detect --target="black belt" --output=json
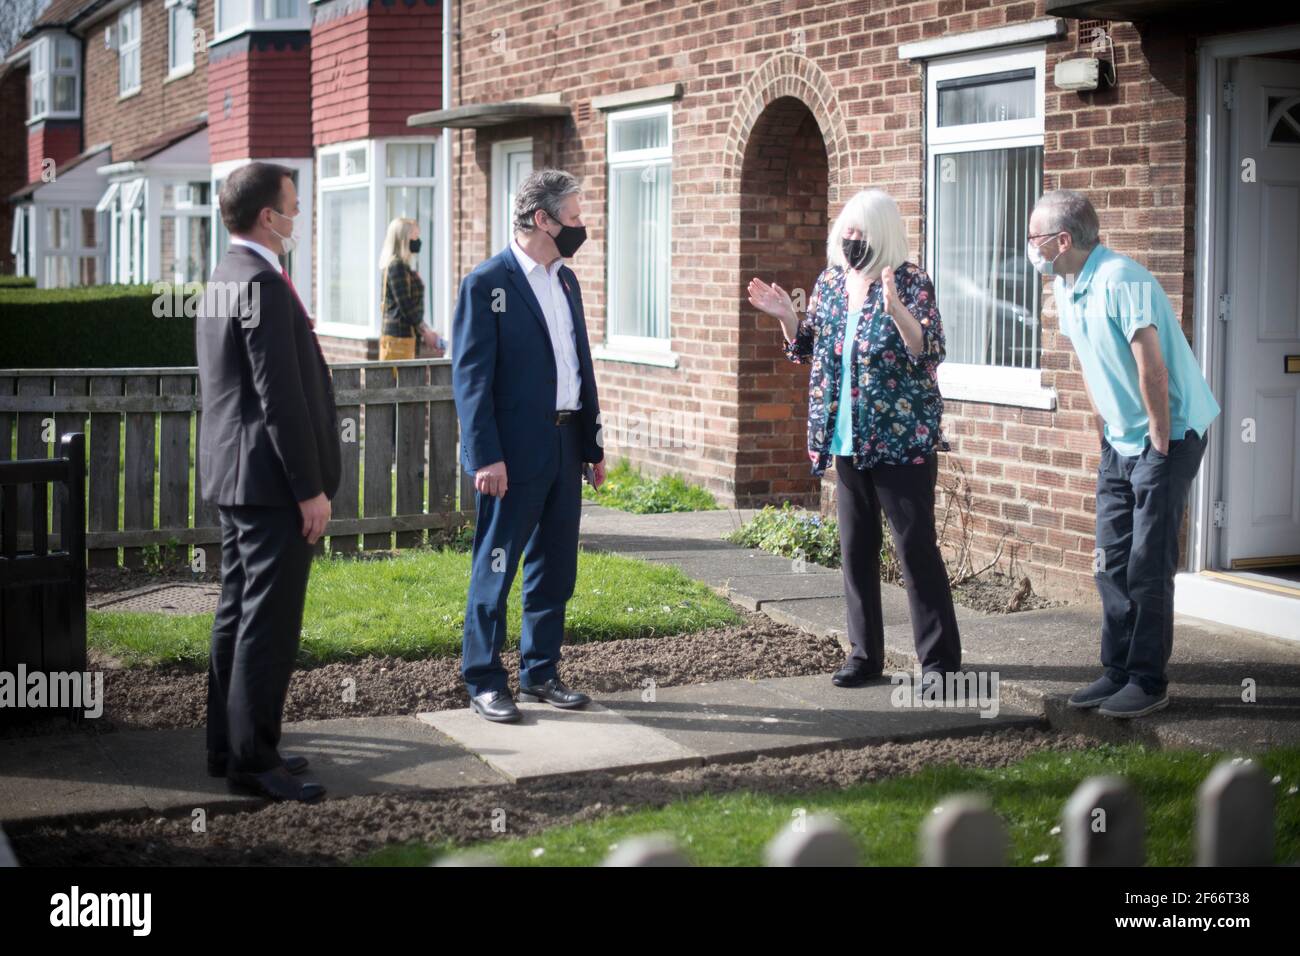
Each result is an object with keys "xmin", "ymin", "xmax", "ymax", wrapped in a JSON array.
[{"xmin": 554, "ymin": 409, "xmax": 581, "ymax": 425}]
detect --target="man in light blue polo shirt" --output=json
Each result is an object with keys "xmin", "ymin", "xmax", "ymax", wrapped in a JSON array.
[{"xmin": 1027, "ymin": 189, "xmax": 1219, "ymax": 718}]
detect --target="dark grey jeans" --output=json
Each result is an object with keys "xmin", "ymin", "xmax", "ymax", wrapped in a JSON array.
[{"xmin": 1095, "ymin": 427, "xmax": 1207, "ymax": 695}]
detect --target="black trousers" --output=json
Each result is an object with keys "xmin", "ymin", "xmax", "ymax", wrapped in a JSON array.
[
  {"xmin": 835, "ymin": 453, "xmax": 961, "ymax": 675},
  {"xmin": 206, "ymin": 504, "xmax": 313, "ymax": 774},
  {"xmin": 1095, "ymin": 428, "xmax": 1207, "ymax": 695}
]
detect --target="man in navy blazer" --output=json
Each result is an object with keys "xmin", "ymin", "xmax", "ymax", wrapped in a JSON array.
[{"xmin": 451, "ymin": 168, "xmax": 605, "ymax": 722}]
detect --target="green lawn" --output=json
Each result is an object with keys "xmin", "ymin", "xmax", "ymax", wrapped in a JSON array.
[
  {"xmin": 89, "ymin": 547, "xmax": 742, "ymax": 668},
  {"xmin": 358, "ymin": 744, "xmax": 1300, "ymax": 867}
]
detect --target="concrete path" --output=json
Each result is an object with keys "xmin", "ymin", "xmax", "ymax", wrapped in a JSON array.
[
  {"xmin": 579, "ymin": 502, "xmax": 1300, "ymax": 752},
  {"xmin": 4, "ymin": 500, "xmax": 1297, "ymax": 830}
]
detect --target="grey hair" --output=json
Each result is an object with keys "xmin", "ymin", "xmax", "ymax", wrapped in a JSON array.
[
  {"xmin": 1033, "ymin": 189, "xmax": 1100, "ymax": 249},
  {"xmin": 512, "ymin": 168, "xmax": 581, "ymax": 233}
]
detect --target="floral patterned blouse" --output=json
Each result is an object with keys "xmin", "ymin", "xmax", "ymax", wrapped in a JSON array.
[{"xmin": 783, "ymin": 261, "xmax": 949, "ymax": 475}]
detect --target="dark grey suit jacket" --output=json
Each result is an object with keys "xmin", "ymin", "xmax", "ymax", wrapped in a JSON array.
[{"xmin": 196, "ymin": 244, "xmax": 341, "ymax": 508}]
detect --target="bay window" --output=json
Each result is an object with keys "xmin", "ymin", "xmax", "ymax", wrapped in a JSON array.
[
  {"xmin": 28, "ymin": 35, "xmax": 79, "ymax": 120},
  {"xmin": 316, "ymin": 139, "xmax": 443, "ymax": 338}
]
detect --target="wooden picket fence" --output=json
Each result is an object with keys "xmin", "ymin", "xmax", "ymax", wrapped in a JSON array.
[
  {"xmin": 436, "ymin": 760, "xmax": 1280, "ymax": 867},
  {"xmin": 0, "ymin": 359, "xmax": 472, "ymax": 568}
]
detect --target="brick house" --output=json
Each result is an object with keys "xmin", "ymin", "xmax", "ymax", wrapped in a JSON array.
[
  {"xmin": 2, "ymin": 0, "xmax": 1297, "ymax": 640},
  {"xmin": 4, "ymin": 0, "xmax": 446, "ymax": 362},
  {"xmin": 409, "ymin": 0, "xmax": 1300, "ymax": 637}
]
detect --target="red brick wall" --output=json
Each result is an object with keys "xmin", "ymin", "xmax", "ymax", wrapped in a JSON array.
[
  {"xmin": 441, "ymin": 0, "xmax": 1296, "ymax": 601},
  {"xmin": 26, "ymin": 120, "xmax": 81, "ymax": 185},
  {"xmin": 311, "ymin": 0, "xmax": 442, "ymax": 147},
  {"xmin": 81, "ymin": 0, "xmax": 211, "ymax": 158},
  {"xmin": 208, "ymin": 37, "xmax": 314, "ymax": 163}
]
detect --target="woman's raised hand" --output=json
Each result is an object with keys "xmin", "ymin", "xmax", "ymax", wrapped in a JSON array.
[{"xmin": 747, "ymin": 277, "xmax": 798, "ymax": 332}]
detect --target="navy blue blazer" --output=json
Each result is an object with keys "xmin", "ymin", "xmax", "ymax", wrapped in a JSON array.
[{"xmin": 451, "ymin": 245, "xmax": 604, "ymax": 483}]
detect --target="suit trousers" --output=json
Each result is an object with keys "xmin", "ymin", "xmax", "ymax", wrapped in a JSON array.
[
  {"xmin": 461, "ymin": 419, "xmax": 584, "ymax": 697},
  {"xmin": 206, "ymin": 504, "xmax": 313, "ymax": 774},
  {"xmin": 1095, "ymin": 428, "xmax": 1207, "ymax": 695},
  {"xmin": 835, "ymin": 453, "xmax": 962, "ymax": 675}
]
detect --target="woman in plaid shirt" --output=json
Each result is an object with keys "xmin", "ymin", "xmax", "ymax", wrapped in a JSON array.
[{"xmin": 379, "ymin": 217, "xmax": 444, "ymax": 360}]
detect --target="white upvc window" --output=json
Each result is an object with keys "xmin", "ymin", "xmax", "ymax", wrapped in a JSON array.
[
  {"xmin": 117, "ymin": 3, "xmax": 142, "ymax": 97},
  {"xmin": 215, "ymin": 0, "xmax": 308, "ymax": 42},
  {"xmin": 925, "ymin": 45, "xmax": 1054, "ymax": 409},
  {"xmin": 28, "ymin": 35, "xmax": 80, "ymax": 121},
  {"xmin": 315, "ymin": 138, "xmax": 444, "ymax": 339},
  {"xmin": 384, "ymin": 140, "xmax": 439, "ymax": 331},
  {"xmin": 210, "ymin": 156, "xmax": 313, "ymax": 301},
  {"xmin": 10, "ymin": 206, "xmax": 32, "ymax": 278},
  {"xmin": 318, "ymin": 140, "xmax": 372, "ymax": 336},
  {"xmin": 105, "ymin": 178, "xmax": 146, "ymax": 284},
  {"xmin": 160, "ymin": 180, "xmax": 212, "ymax": 284},
  {"xmin": 39, "ymin": 203, "xmax": 102, "ymax": 287},
  {"xmin": 603, "ymin": 103, "xmax": 673, "ymax": 363},
  {"xmin": 167, "ymin": 0, "xmax": 196, "ymax": 77}
]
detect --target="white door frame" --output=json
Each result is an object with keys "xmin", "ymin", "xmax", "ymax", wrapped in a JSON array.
[{"xmin": 1190, "ymin": 24, "xmax": 1300, "ymax": 574}]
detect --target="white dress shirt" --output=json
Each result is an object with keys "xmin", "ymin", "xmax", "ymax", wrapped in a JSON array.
[
  {"xmin": 510, "ymin": 236, "xmax": 582, "ymax": 411},
  {"xmin": 230, "ymin": 236, "xmax": 282, "ymax": 271}
]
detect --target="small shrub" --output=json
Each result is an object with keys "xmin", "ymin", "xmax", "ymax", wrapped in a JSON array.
[{"xmin": 584, "ymin": 458, "xmax": 718, "ymax": 513}]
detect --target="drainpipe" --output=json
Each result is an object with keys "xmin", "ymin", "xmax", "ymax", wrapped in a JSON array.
[{"xmin": 439, "ymin": 0, "xmax": 454, "ymax": 343}]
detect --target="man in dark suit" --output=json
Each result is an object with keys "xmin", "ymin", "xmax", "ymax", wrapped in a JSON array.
[
  {"xmin": 452, "ymin": 168, "xmax": 605, "ymax": 722},
  {"xmin": 197, "ymin": 162, "xmax": 341, "ymax": 801}
]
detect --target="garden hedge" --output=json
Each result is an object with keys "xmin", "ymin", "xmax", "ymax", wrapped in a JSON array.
[{"xmin": 0, "ymin": 283, "xmax": 197, "ymax": 368}]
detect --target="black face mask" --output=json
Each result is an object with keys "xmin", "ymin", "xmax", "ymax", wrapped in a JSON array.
[
  {"xmin": 548, "ymin": 221, "xmax": 587, "ymax": 258},
  {"xmin": 408, "ymin": 238, "xmax": 422, "ymax": 254},
  {"xmin": 842, "ymin": 237, "xmax": 871, "ymax": 271}
]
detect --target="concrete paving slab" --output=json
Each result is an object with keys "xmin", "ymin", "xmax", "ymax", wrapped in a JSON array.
[
  {"xmin": 596, "ymin": 679, "xmax": 866, "ymax": 761},
  {"xmin": 0, "ymin": 733, "xmax": 151, "ymax": 822},
  {"xmin": 418, "ymin": 702, "xmax": 701, "ymax": 782},
  {"xmin": 758, "ymin": 674, "xmax": 1041, "ymax": 738},
  {"xmin": 0, "ymin": 717, "xmax": 507, "ymax": 824},
  {"xmin": 723, "ymin": 572, "xmax": 850, "ymax": 611}
]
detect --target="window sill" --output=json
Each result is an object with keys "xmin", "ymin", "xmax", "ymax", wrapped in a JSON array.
[
  {"xmin": 118, "ymin": 88, "xmax": 141, "ymax": 102},
  {"xmin": 164, "ymin": 66, "xmax": 195, "ymax": 85},
  {"xmin": 592, "ymin": 344, "xmax": 679, "ymax": 368},
  {"xmin": 937, "ymin": 364, "xmax": 1057, "ymax": 410}
]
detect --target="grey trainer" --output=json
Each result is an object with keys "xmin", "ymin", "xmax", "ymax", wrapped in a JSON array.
[
  {"xmin": 1067, "ymin": 674, "xmax": 1126, "ymax": 709},
  {"xmin": 1098, "ymin": 682, "xmax": 1169, "ymax": 718}
]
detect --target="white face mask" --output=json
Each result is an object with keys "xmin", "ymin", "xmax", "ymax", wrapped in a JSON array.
[
  {"xmin": 1027, "ymin": 235, "xmax": 1063, "ymax": 276},
  {"xmin": 268, "ymin": 208, "xmax": 298, "ymax": 256}
]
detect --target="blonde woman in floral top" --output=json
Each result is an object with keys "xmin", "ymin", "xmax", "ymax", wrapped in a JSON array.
[{"xmin": 748, "ymin": 188, "xmax": 961, "ymax": 694}]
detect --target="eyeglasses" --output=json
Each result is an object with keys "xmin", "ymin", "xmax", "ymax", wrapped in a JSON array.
[{"xmin": 1027, "ymin": 232, "xmax": 1064, "ymax": 244}]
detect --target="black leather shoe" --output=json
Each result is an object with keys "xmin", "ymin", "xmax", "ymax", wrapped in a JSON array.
[
  {"xmin": 208, "ymin": 752, "xmax": 309, "ymax": 777},
  {"xmin": 227, "ymin": 765, "xmax": 325, "ymax": 803},
  {"xmin": 517, "ymin": 678, "xmax": 590, "ymax": 709},
  {"xmin": 831, "ymin": 662, "xmax": 882, "ymax": 687},
  {"xmin": 470, "ymin": 689, "xmax": 521, "ymax": 722}
]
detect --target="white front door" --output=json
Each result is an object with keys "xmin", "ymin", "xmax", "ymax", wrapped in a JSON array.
[
  {"xmin": 491, "ymin": 139, "xmax": 533, "ymax": 253},
  {"xmin": 1222, "ymin": 56, "xmax": 1300, "ymax": 569}
]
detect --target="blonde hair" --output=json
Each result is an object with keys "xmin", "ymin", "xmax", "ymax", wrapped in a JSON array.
[
  {"xmin": 826, "ymin": 189, "xmax": 909, "ymax": 276},
  {"xmin": 378, "ymin": 217, "xmax": 418, "ymax": 272}
]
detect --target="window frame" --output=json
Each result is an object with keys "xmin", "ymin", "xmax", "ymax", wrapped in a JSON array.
[
  {"xmin": 924, "ymin": 44, "xmax": 1055, "ymax": 410},
  {"xmin": 314, "ymin": 138, "xmax": 445, "ymax": 340},
  {"xmin": 599, "ymin": 102, "xmax": 676, "ymax": 367},
  {"xmin": 27, "ymin": 34, "xmax": 81, "ymax": 122},
  {"xmin": 166, "ymin": 0, "xmax": 197, "ymax": 78},
  {"xmin": 117, "ymin": 3, "xmax": 142, "ymax": 98}
]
